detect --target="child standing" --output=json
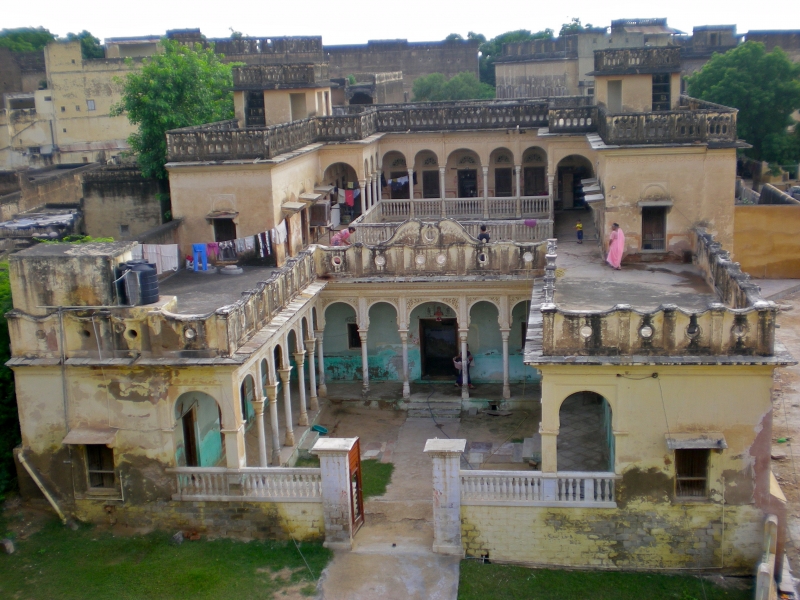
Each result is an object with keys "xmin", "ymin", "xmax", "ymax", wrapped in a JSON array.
[{"xmin": 575, "ymin": 219, "xmax": 583, "ymax": 244}]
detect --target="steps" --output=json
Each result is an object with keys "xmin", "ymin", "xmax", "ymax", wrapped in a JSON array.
[{"xmin": 407, "ymin": 401, "xmax": 462, "ymax": 419}]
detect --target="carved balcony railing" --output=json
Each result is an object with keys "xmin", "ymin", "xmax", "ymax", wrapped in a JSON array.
[
  {"xmin": 593, "ymin": 47, "xmax": 681, "ymax": 74},
  {"xmin": 461, "ymin": 470, "xmax": 617, "ymax": 508},
  {"xmin": 168, "ymin": 467, "xmax": 323, "ymax": 502},
  {"xmin": 547, "ymin": 106, "xmax": 597, "ymax": 133},
  {"xmin": 355, "ymin": 196, "xmax": 551, "ymax": 225},
  {"xmin": 596, "ymin": 98, "xmax": 737, "ymax": 146},
  {"xmin": 351, "ymin": 218, "xmax": 554, "ymax": 245},
  {"xmin": 234, "ymin": 64, "xmax": 329, "ymax": 89}
]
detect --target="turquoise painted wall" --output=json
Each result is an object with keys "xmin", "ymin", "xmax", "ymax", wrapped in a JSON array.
[
  {"xmin": 173, "ymin": 392, "xmax": 224, "ymax": 467},
  {"xmin": 322, "ymin": 300, "xmax": 540, "ymax": 384}
]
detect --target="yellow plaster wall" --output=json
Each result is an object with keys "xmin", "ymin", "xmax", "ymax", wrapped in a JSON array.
[
  {"xmin": 595, "ymin": 73, "xmax": 681, "ymax": 113},
  {"xmin": 733, "ymin": 205, "xmax": 800, "ymax": 279},
  {"xmin": 495, "ymin": 60, "xmax": 580, "ymax": 96},
  {"xmin": 596, "ymin": 147, "xmax": 736, "ymax": 255},
  {"xmin": 461, "ymin": 503, "xmax": 763, "ymax": 569}
]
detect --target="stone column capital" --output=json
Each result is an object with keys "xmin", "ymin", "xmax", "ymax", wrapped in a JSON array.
[
  {"xmin": 265, "ymin": 384, "xmax": 279, "ymax": 401},
  {"xmin": 277, "ymin": 367, "xmax": 293, "ymax": 382},
  {"xmin": 482, "ymin": 165, "xmax": 489, "ymax": 173},
  {"xmin": 292, "ymin": 350, "xmax": 307, "ymax": 361},
  {"xmin": 304, "ymin": 337, "xmax": 317, "ymax": 350},
  {"xmin": 252, "ymin": 399, "xmax": 266, "ymax": 415}
]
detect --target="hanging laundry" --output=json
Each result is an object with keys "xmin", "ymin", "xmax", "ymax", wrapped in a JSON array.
[
  {"xmin": 345, "ymin": 190, "xmax": 354, "ymax": 207},
  {"xmin": 159, "ymin": 245, "xmax": 179, "ymax": 272},
  {"xmin": 234, "ymin": 238, "xmax": 246, "ymax": 254},
  {"xmin": 276, "ymin": 220, "xmax": 288, "ymax": 244},
  {"xmin": 260, "ymin": 232, "xmax": 271, "ymax": 256},
  {"xmin": 206, "ymin": 242, "xmax": 219, "ymax": 260},
  {"xmin": 244, "ymin": 236, "xmax": 255, "ymax": 252}
]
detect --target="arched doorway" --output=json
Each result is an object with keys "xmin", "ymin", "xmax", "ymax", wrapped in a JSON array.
[
  {"xmin": 489, "ymin": 148, "xmax": 515, "ymax": 197},
  {"xmin": 174, "ymin": 392, "xmax": 224, "ymax": 467},
  {"xmin": 240, "ymin": 375, "xmax": 256, "ymax": 424},
  {"xmin": 322, "ymin": 302, "xmax": 360, "ymax": 381},
  {"xmin": 382, "ymin": 151, "xmax": 409, "ymax": 199},
  {"xmin": 410, "ymin": 302, "xmax": 459, "ymax": 380},
  {"xmin": 366, "ymin": 302, "xmax": 401, "ymax": 380},
  {"xmin": 467, "ymin": 301, "xmax": 501, "ymax": 384},
  {"xmin": 556, "ymin": 155, "xmax": 593, "ymax": 210},
  {"xmin": 522, "ymin": 147, "xmax": 548, "ymax": 196},
  {"xmin": 350, "ymin": 91, "xmax": 374, "ymax": 105},
  {"xmin": 414, "ymin": 150, "xmax": 441, "ymax": 199},
  {"xmin": 557, "ymin": 391, "xmax": 614, "ymax": 472},
  {"xmin": 323, "ymin": 162, "xmax": 360, "ymax": 223},
  {"xmin": 446, "ymin": 149, "xmax": 481, "ymax": 198}
]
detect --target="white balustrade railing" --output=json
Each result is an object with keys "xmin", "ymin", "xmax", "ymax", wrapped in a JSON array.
[
  {"xmin": 444, "ymin": 198, "xmax": 484, "ymax": 218},
  {"xmin": 461, "ymin": 470, "xmax": 617, "ymax": 508},
  {"xmin": 169, "ymin": 467, "xmax": 323, "ymax": 502},
  {"xmin": 521, "ymin": 195, "xmax": 550, "ymax": 215}
]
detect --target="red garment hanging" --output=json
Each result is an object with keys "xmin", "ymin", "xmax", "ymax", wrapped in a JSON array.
[{"xmin": 345, "ymin": 190, "xmax": 354, "ymax": 206}]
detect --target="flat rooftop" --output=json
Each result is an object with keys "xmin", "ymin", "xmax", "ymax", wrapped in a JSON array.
[
  {"xmin": 159, "ymin": 266, "xmax": 278, "ymax": 315},
  {"xmin": 553, "ymin": 213, "xmax": 718, "ymax": 312}
]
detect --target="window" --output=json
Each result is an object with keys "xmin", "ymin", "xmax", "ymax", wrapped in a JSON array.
[
  {"xmin": 119, "ymin": 224, "xmax": 130, "ymax": 237},
  {"xmin": 422, "ymin": 170, "xmax": 440, "ymax": 198},
  {"xmin": 495, "ymin": 168, "xmax": 513, "ymax": 197},
  {"xmin": 44, "ymin": 96, "xmax": 51, "ymax": 101},
  {"xmin": 652, "ymin": 73, "xmax": 671, "ymax": 111},
  {"xmin": 709, "ymin": 33, "xmax": 719, "ymax": 46},
  {"xmin": 641, "ymin": 206, "xmax": 667, "ymax": 251},
  {"xmin": 60, "ymin": 106, "xmax": 66, "ymax": 112},
  {"xmin": 675, "ymin": 449, "xmax": 709, "ymax": 498},
  {"xmin": 86, "ymin": 99, "xmax": 96, "ymax": 111},
  {"xmin": 86, "ymin": 444, "xmax": 115, "ymax": 489},
  {"xmin": 347, "ymin": 323, "xmax": 362, "ymax": 349}
]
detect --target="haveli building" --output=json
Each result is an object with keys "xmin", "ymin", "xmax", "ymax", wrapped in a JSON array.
[{"xmin": 6, "ymin": 45, "xmax": 792, "ymax": 578}]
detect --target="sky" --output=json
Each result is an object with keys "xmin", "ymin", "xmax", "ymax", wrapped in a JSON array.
[{"xmin": 3, "ymin": 0, "xmax": 799, "ymax": 47}]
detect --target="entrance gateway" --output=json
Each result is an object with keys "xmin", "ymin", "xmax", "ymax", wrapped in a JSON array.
[{"xmin": 420, "ymin": 318, "xmax": 458, "ymax": 378}]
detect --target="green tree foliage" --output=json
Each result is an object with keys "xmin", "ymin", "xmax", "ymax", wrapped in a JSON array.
[
  {"xmin": 0, "ymin": 263, "xmax": 19, "ymax": 498},
  {"xmin": 0, "ymin": 27, "xmax": 56, "ymax": 52},
  {"xmin": 559, "ymin": 18, "xmax": 594, "ymax": 36},
  {"xmin": 66, "ymin": 31, "xmax": 104, "ymax": 59},
  {"xmin": 476, "ymin": 29, "xmax": 554, "ymax": 87},
  {"xmin": 687, "ymin": 42, "xmax": 800, "ymax": 164},
  {"xmin": 445, "ymin": 33, "xmax": 464, "ymax": 42},
  {"xmin": 412, "ymin": 72, "xmax": 495, "ymax": 102},
  {"xmin": 111, "ymin": 39, "xmax": 236, "ymax": 179}
]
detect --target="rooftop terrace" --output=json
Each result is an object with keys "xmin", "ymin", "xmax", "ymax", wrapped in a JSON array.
[{"xmin": 159, "ymin": 266, "xmax": 278, "ymax": 315}]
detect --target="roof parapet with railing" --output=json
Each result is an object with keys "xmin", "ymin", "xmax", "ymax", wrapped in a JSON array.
[
  {"xmin": 590, "ymin": 46, "xmax": 682, "ymax": 75},
  {"xmin": 233, "ymin": 64, "xmax": 330, "ymax": 89}
]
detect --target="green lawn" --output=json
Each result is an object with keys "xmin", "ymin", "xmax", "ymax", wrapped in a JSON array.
[
  {"xmin": 0, "ymin": 519, "xmax": 332, "ymax": 600},
  {"xmin": 458, "ymin": 561, "xmax": 753, "ymax": 600},
  {"xmin": 292, "ymin": 456, "xmax": 394, "ymax": 500}
]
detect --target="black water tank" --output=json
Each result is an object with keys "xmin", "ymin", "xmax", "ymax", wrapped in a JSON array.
[{"xmin": 129, "ymin": 262, "xmax": 159, "ymax": 305}]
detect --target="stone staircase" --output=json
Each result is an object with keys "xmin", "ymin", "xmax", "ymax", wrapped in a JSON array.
[{"xmin": 406, "ymin": 391, "xmax": 462, "ymax": 420}]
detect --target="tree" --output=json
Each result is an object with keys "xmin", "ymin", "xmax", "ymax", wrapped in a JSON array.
[
  {"xmin": 559, "ymin": 18, "xmax": 594, "ymax": 36},
  {"xmin": 0, "ymin": 27, "xmax": 56, "ymax": 52},
  {"xmin": 477, "ymin": 29, "xmax": 554, "ymax": 87},
  {"xmin": 66, "ymin": 31, "xmax": 104, "ymax": 59},
  {"xmin": 111, "ymin": 39, "xmax": 236, "ymax": 179},
  {"xmin": 412, "ymin": 72, "xmax": 495, "ymax": 102},
  {"xmin": 445, "ymin": 33, "xmax": 464, "ymax": 42},
  {"xmin": 687, "ymin": 42, "xmax": 800, "ymax": 164},
  {"xmin": 0, "ymin": 263, "xmax": 19, "ymax": 498}
]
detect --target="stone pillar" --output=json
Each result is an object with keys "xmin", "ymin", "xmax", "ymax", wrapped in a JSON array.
[
  {"xmin": 459, "ymin": 329, "xmax": 469, "ymax": 400},
  {"xmin": 424, "ymin": 438, "xmax": 466, "ymax": 556},
  {"xmin": 359, "ymin": 328, "xmax": 369, "ymax": 394},
  {"xmin": 408, "ymin": 168, "xmax": 414, "ymax": 200},
  {"xmin": 399, "ymin": 329, "xmax": 410, "ymax": 399},
  {"xmin": 305, "ymin": 338, "xmax": 319, "ymax": 410},
  {"xmin": 266, "ymin": 383, "xmax": 281, "ymax": 466},
  {"xmin": 358, "ymin": 179, "xmax": 367, "ymax": 215},
  {"xmin": 278, "ymin": 367, "xmax": 295, "ymax": 446},
  {"xmin": 547, "ymin": 174, "xmax": 555, "ymax": 222},
  {"xmin": 500, "ymin": 329, "xmax": 511, "ymax": 399},
  {"xmin": 311, "ymin": 437, "xmax": 360, "ymax": 550},
  {"xmin": 315, "ymin": 330, "xmax": 327, "ymax": 397},
  {"xmin": 377, "ymin": 169, "xmax": 383, "ymax": 202},
  {"xmin": 252, "ymin": 398, "xmax": 268, "ymax": 467},
  {"xmin": 293, "ymin": 351, "xmax": 309, "ymax": 427},
  {"xmin": 371, "ymin": 174, "xmax": 378, "ymax": 209},
  {"xmin": 540, "ymin": 425, "xmax": 558, "ymax": 501},
  {"xmin": 514, "ymin": 165, "xmax": 522, "ymax": 218},
  {"xmin": 439, "ymin": 166, "xmax": 447, "ymax": 217},
  {"xmin": 482, "ymin": 165, "xmax": 489, "ymax": 219},
  {"xmin": 222, "ymin": 425, "xmax": 246, "ymax": 468}
]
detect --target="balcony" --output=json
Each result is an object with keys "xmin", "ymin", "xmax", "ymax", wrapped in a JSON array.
[
  {"xmin": 592, "ymin": 46, "xmax": 682, "ymax": 75},
  {"xmin": 233, "ymin": 64, "xmax": 329, "ymax": 89}
]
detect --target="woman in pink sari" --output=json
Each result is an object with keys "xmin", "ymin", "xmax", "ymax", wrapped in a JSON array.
[{"xmin": 607, "ymin": 223, "xmax": 625, "ymax": 270}]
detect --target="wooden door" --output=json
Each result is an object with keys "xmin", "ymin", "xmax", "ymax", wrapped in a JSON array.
[
  {"xmin": 348, "ymin": 440, "xmax": 365, "ymax": 532},
  {"xmin": 642, "ymin": 207, "xmax": 666, "ymax": 251},
  {"xmin": 182, "ymin": 408, "xmax": 199, "ymax": 467}
]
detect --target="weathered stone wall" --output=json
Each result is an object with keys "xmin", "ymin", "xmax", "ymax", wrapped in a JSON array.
[
  {"xmin": 0, "ymin": 163, "xmax": 99, "ymax": 222},
  {"xmin": 461, "ymin": 503, "xmax": 763, "ymax": 569},
  {"xmin": 746, "ymin": 31, "xmax": 800, "ymax": 62},
  {"xmin": 734, "ymin": 204, "xmax": 800, "ymax": 278},
  {"xmin": 81, "ymin": 166, "xmax": 164, "ymax": 239},
  {"xmin": 324, "ymin": 40, "xmax": 480, "ymax": 96}
]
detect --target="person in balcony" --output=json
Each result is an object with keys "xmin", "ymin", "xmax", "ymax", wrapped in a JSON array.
[
  {"xmin": 607, "ymin": 223, "xmax": 625, "ymax": 270},
  {"xmin": 477, "ymin": 225, "xmax": 490, "ymax": 243},
  {"xmin": 454, "ymin": 346, "xmax": 475, "ymax": 389},
  {"xmin": 331, "ymin": 226, "xmax": 356, "ymax": 247}
]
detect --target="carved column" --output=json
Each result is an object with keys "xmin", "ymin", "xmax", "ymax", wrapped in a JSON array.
[
  {"xmin": 500, "ymin": 329, "xmax": 511, "ymax": 399},
  {"xmin": 439, "ymin": 166, "xmax": 447, "ymax": 217},
  {"xmin": 459, "ymin": 329, "xmax": 470, "ymax": 400},
  {"xmin": 252, "ymin": 398, "xmax": 268, "ymax": 467},
  {"xmin": 305, "ymin": 337, "xmax": 319, "ymax": 410},
  {"xmin": 547, "ymin": 174, "xmax": 555, "ymax": 222},
  {"xmin": 265, "ymin": 383, "xmax": 281, "ymax": 465},
  {"xmin": 408, "ymin": 168, "xmax": 414, "ymax": 200},
  {"xmin": 514, "ymin": 165, "xmax": 522, "ymax": 218},
  {"xmin": 399, "ymin": 329, "xmax": 410, "ymax": 399},
  {"xmin": 359, "ymin": 328, "xmax": 370, "ymax": 394},
  {"xmin": 358, "ymin": 179, "xmax": 367, "ymax": 215},
  {"xmin": 277, "ymin": 367, "xmax": 295, "ymax": 446},
  {"xmin": 482, "ymin": 165, "xmax": 489, "ymax": 219},
  {"xmin": 293, "ymin": 351, "xmax": 309, "ymax": 426},
  {"xmin": 315, "ymin": 329, "xmax": 327, "ymax": 397},
  {"xmin": 377, "ymin": 168, "xmax": 383, "ymax": 202},
  {"xmin": 371, "ymin": 174, "xmax": 378, "ymax": 209}
]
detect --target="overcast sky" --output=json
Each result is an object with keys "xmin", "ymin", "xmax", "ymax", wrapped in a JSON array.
[{"xmin": 4, "ymin": 0, "xmax": 799, "ymax": 47}]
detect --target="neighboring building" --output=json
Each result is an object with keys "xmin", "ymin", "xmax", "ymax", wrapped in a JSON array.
[
  {"xmin": 746, "ymin": 30, "xmax": 800, "ymax": 62},
  {"xmin": 676, "ymin": 25, "xmax": 742, "ymax": 78},
  {"xmin": 331, "ymin": 72, "xmax": 405, "ymax": 107},
  {"xmin": 0, "ymin": 40, "xmax": 144, "ymax": 169},
  {"xmin": 7, "ymin": 45, "xmax": 791, "ymax": 577}
]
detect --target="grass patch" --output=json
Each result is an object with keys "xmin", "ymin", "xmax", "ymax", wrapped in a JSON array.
[
  {"xmin": 294, "ymin": 455, "xmax": 320, "ymax": 468},
  {"xmin": 458, "ymin": 561, "xmax": 753, "ymax": 600},
  {"xmin": 0, "ymin": 519, "xmax": 332, "ymax": 600},
  {"xmin": 361, "ymin": 459, "xmax": 394, "ymax": 499}
]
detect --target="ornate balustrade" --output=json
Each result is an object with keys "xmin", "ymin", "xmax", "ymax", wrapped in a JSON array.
[
  {"xmin": 366, "ymin": 196, "xmax": 551, "ymax": 223},
  {"xmin": 168, "ymin": 467, "xmax": 323, "ymax": 502},
  {"xmin": 547, "ymin": 106, "xmax": 597, "ymax": 133},
  {"xmin": 234, "ymin": 64, "xmax": 328, "ymax": 89},
  {"xmin": 593, "ymin": 46, "xmax": 681, "ymax": 74},
  {"xmin": 460, "ymin": 470, "xmax": 617, "ymax": 508},
  {"xmin": 350, "ymin": 218, "xmax": 553, "ymax": 245}
]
